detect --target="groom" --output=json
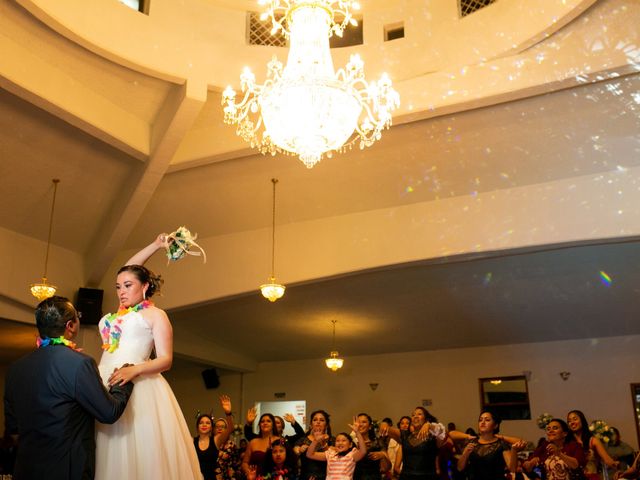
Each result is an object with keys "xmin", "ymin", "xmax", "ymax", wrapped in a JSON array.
[{"xmin": 4, "ymin": 296, "xmax": 134, "ymax": 479}]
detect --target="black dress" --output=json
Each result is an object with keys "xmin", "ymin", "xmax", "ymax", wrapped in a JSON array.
[
  {"xmin": 399, "ymin": 430, "xmax": 439, "ymax": 480},
  {"xmin": 355, "ymin": 437, "xmax": 386, "ymax": 480},
  {"xmin": 194, "ymin": 437, "xmax": 219, "ymax": 480},
  {"xmin": 462, "ymin": 439, "xmax": 511, "ymax": 480},
  {"xmin": 297, "ymin": 435, "xmax": 335, "ymax": 480}
]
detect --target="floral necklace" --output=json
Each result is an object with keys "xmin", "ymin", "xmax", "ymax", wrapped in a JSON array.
[
  {"xmin": 36, "ymin": 335, "xmax": 78, "ymax": 350},
  {"xmin": 101, "ymin": 300, "xmax": 153, "ymax": 353}
]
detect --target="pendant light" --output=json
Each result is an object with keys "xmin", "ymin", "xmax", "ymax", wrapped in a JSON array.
[
  {"xmin": 260, "ymin": 178, "xmax": 285, "ymax": 302},
  {"xmin": 30, "ymin": 178, "xmax": 60, "ymax": 301},
  {"xmin": 325, "ymin": 320, "xmax": 344, "ymax": 371}
]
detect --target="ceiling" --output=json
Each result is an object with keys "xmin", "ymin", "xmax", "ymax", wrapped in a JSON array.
[
  {"xmin": 1, "ymin": 0, "xmax": 639, "ymax": 370},
  {"xmin": 169, "ymin": 239, "xmax": 640, "ymax": 363}
]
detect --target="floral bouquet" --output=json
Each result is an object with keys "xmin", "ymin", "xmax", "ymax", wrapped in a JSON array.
[
  {"xmin": 165, "ymin": 226, "xmax": 207, "ymax": 264},
  {"xmin": 536, "ymin": 412, "xmax": 554, "ymax": 429},
  {"xmin": 589, "ymin": 419, "xmax": 614, "ymax": 443}
]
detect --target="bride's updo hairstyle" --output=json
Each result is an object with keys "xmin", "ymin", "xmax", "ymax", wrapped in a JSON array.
[{"xmin": 117, "ymin": 264, "xmax": 164, "ymax": 298}]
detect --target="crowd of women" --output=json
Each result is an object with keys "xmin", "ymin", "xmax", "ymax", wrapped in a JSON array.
[{"xmin": 193, "ymin": 406, "xmax": 640, "ymax": 480}]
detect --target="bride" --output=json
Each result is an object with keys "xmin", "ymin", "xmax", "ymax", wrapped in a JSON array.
[{"xmin": 95, "ymin": 234, "xmax": 203, "ymax": 479}]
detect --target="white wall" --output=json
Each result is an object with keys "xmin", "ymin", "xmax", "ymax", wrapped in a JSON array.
[
  {"xmin": 163, "ymin": 359, "xmax": 243, "ymax": 437},
  {"xmin": 240, "ymin": 335, "xmax": 640, "ymax": 449}
]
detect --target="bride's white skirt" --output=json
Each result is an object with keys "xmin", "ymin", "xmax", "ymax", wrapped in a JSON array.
[{"xmin": 95, "ymin": 373, "xmax": 202, "ymax": 480}]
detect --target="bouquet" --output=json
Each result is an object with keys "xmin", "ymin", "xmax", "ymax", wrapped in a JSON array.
[
  {"xmin": 536, "ymin": 412, "xmax": 554, "ymax": 429},
  {"xmin": 589, "ymin": 419, "xmax": 614, "ymax": 443},
  {"xmin": 165, "ymin": 226, "xmax": 207, "ymax": 264}
]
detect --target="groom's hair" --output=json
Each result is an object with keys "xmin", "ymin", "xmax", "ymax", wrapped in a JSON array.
[{"xmin": 35, "ymin": 296, "xmax": 76, "ymax": 338}]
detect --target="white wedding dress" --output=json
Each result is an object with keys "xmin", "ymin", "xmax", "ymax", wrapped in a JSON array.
[{"xmin": 95, "ymin": 309, "xmax": 202, "ymax": 479}]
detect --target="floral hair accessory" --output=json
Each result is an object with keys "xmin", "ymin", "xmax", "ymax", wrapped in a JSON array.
[
  {"xmin": 101, "ymin": 300, "xmax": 153, "ymax": 353},
  {"xmin": 589, "ymin": 419, "xmax": 614, "ymax": 443},
  {"xmin": 536, "ymin": 413, "xmax": 554, "ymax": 430},
  {"xmin": 36, "ymin": 335, "xmax": 79, "ymax": 351},
  {"xmin": 165, "ymin": 226, "xmax": 207, "ymax": 264}
]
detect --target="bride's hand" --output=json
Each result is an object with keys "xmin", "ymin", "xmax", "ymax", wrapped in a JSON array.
[
  {"xmin": 155, "ymin": 233, "xmax": 171, "ymax": 249},
  {"xmin": 108, "ymin": 364, "xmax": 140, "ymax": 387}
]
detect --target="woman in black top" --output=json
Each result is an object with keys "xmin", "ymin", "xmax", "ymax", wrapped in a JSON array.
[
  {"xmin": 380, "ymin": 407, "xmax": 446, "ymax": 480},
  {"xmin": 194, "ymin": 395, "xmax": 234, "ymax": 480},
  {"xmin": 294, "ymin": 410, "xmax": 334, "ymax": 480},
  {"xmin": 354, "ymin": 413, "xmax": 391, "ymax": 480},
  {"xmin": 457, "ymin": 410, "xmax": 525, "ymax": 480}
]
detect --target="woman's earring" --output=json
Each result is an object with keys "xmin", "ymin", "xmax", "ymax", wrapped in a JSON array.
[{"xmin": 143, "ymin": 288, "xmax": 147, "ymax": 300}]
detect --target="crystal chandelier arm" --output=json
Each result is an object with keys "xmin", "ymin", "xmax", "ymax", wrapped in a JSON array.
[{"xmin": 261, "ymin": 1, "xmax": 360, "ymax": 39}]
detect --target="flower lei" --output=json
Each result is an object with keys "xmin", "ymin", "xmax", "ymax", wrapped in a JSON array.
[
  {"xmin": 36, "ymin": 335, "xmax": 79, "ymax": 350},
  {"xmin": 260, "ymin": 468, "xmax": 290, "ymax": 480},
  {"xmin": 101, "ymin": 300, "xmax": 153, "ymax": 353}
]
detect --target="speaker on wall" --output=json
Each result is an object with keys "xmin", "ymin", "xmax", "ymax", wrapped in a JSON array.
[
  {"xmin": 75, "ymin": 288, "xmax": 104, "ymax": 325},
  {"xmin": 201, "ymin": 368, "xmax": 220, "ymax": 389}
]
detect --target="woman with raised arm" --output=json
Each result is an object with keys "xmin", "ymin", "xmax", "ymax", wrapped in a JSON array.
[
  {"xmin": 194, "ymin": 396, "xmax": 235, "ymax": 480},
  {"xmin": 95, "ymin": 234, "xmax": 203, "ymax": 479},
  {"xmin": 242, "ymin": 413, "xmax": 281, "ymax": 477},
  {"xmin": 295, "ymin": 410, "xmax": 335, "ymax": 480},
  {"xmin": 354, "ymin": 412, "xmax": 391, "ymax": 480},
  {"xmin": 307, "ymin": 418, "xmax": 368, "ymax": 480},
  {"xmin": 456, "ymin": 410, "xmax": 526, "ymax": 480},
  {"xmin": 567, "ymin": 410, "xmax": 619, "ymax": 479},
  {"xmin": 379, "ymin": 407, "xmax": 447, "ymax": 480},
  {"xmin": 522, "ymin": 418, "xmax": 585, "ymax": 480}
]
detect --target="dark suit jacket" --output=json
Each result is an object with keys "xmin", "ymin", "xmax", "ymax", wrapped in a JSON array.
[{"xmin": 3, "ymin": 345, "xmax": 133, "ymax": 480}]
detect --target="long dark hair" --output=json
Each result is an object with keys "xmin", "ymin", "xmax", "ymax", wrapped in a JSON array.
[
  {"xmin": 263, "ymin": 438, "xmax": 297, "ymax": 473},
  {"xmin": 307, "ymin": 409, "xmax": 332, "ymax": 437},
  {"xmin": 258, "ymin": 413, "xmax": 279, "ymax": 437},
  {"xmin": 414, "ymin": 406, "xmax": 438, "ymax": 423},
  {"xmin": 568, "ymin": 410, "xmax": 592, "ymax": 450},
  {"xmin": 397, "ymin": 416, "xmax": 411, "ymax": 429},
  {"xmin": 479, "ymin": 409, "xmax": 502, "ymax": 434},
  {"xmin": 117, "ymin": 264, "xmax": 163, "ymax": 298},
  {"xmin": 357, "ymin": 412, "xmax": 377, "ymax": 441},
  {"xmin": 195, "ymin": 414, "xmax": 213, "ymax": 438}
]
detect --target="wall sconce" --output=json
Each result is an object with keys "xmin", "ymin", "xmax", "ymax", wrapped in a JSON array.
[
  {"xmin": 559, "ymin": 371, "xmax": 571, "ymax": 381},
  {"xmin": 369, "ymin": 383, "xmax": 379, "ymax": 391}
]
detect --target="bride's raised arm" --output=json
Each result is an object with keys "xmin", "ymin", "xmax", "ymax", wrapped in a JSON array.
[{"xmin": 126, "ymin": 233, "xmax": 168, "ymax": 266}]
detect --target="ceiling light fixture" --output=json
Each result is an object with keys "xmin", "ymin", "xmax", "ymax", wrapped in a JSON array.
[
  {"xmin": 260, "ymin": 178, "xmax": 286, "ymax": 302},
  {"xmin": 222, "ymin": 0, "xmax": 400, "ymax": 169},
  {"xmin": 30, "ymin": 178, "xmax": 60, "ymax": 301},
  {"xmin": 325, "ymin": 320, "xmax": 344, "ymax": 371}
]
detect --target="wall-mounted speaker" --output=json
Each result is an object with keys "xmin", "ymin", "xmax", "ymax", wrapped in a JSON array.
[
  {"xmin": 75, "ymin": 288, "xmax": 104, "ymax": 325},
  {"xmin": 201, "ymin": 368, "xmax": 220, "ymax": 389}
]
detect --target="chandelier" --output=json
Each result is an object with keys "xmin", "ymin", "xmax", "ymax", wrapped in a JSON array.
[
  {"xmin": 30, "ymin": 179, "xmax": 60, "ymax": 301},
  {"xmin": 222, "ymin": 0, "xmax": 400, "ymax": 169},
  {"xmin": 324, "ymin": 320, "xmax": 344, "ymax": 371},
  {"xmin": 260, "ymin": 178, "xmax": 286, "ymax": 302}
]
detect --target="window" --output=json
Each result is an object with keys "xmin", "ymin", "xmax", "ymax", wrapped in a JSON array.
[
  {"xmin": 249, "ymin": 400, "xmax": 307, "ymax": 435},
  {"xmin": 119, "ymin": 0, "xmax": 149, "ymax": 14},
  {"xmin": 479, "ymin": 375, "xmax": 531, "ymax": 420},
  {"xmin": 248, "ymin": 12, "xmax": 288, "ymax": 47},
  {"xmin": 384, "ymin": 22, "xmax": 405, "ymax": 42},
  {"xmin": 459, "ymin": 0, "xmax": 497, "ymax": 18}
]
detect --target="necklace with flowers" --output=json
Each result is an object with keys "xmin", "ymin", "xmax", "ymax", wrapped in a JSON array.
[
  {"xmin": 101, "ymin": 300, "xmax": 153, "ymax": 353},
  {"xmin": 36, "ymin": 335, "xmax": 79, "ymax": 350}
]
